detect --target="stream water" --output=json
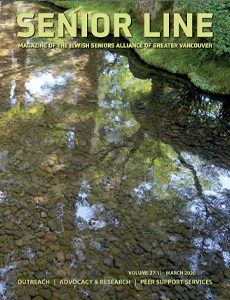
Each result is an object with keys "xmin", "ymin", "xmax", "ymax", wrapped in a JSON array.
[{"xmin": 0, "ymin": 1, "xmax": 229, "ymax": 300}]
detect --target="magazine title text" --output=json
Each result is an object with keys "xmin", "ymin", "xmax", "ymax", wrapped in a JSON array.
[{"xmin": 17, "ymin": 13, "xmax": 213, "ymax": 38}]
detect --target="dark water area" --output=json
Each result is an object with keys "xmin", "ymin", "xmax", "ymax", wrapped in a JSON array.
[{"xmin": 0, "ymin": 1, "xmax": 229, "ymax": 300}]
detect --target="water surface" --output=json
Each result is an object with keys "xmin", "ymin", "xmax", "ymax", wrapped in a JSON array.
[{"xmin": 0, "ymin": 1, "xmax": 229, "ymax": 300}]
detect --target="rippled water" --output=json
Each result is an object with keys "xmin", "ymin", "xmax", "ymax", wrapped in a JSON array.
[{"xmin": 0, "ymin": 1, "xmax": 229, "ymax": 300}]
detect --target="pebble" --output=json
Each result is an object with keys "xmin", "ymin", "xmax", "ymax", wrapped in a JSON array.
[
  {"xmin": 49, "ymin": 244, "xmax": 60, "ymax": 251},
  {"xmin": 135, "ymin": 283, "xmax": 143, "ymax": 291},
  {"xmin": 32, "ymin": 296, "xmax": 44, "ymax": 300},
  {"xmin": 31, "ymin": 243, "xmax": 41, "ymax": 252},
  {"xmin": 133, "ymin": 246, "xmax": 144, "ymax": 255},
  {"xmin": 7, "ymin": 273, "xmax": 17, "ymax": 286},
  {"xmin": 114, "ymin": 257, "xmax": 123, "ymax": 268},
  {"xmin": 175, "ymin": 285, "xmax": 184, "ymax": 293},
  {"xmin": 103, "ymin": 258, "xmax": 113, "ymax": 266},
  {"xmin": 44, "ymin": 233, "xmax": 57, "ymax": 242},
  {"xmin": 48, "ymin": 219, "xmax": 62, "ymax": 232},
  {"xmin": 224, "ymin": 269, "xmax": 230, "ymax": 279},
  {"xmin": 52, "ymin": 164, "xmax": 65, "ymax": 173},
  {"xmin": 3, "ymin": 209, "xmax": 11, "ymax": 216},
  {"xmin": 26, "ymin": 286, "xmax": 37, "ymax": 297},
  {"xmin": 34, "ymin": 271, "xmax": 45, "ymax": 279},
  {"xmin": 56, "ymin": 251, "xmax": 65, "ymax": 262},
  {"xmin": 41, "ymin": 212, "xmax": 47, "ymax": 218},
  {"xmin": 39, "ymin": 288, "xmax": 52, "ymax": 299},
  {"xmin": 115, "ymin": 286, "xmax": 125, "ymax": 293},
  {"xmin": 210, "ymin": 275, "xmax": 219, "ymax": 283},
  {"xmin": 18, "ymin": 295, "xmax": 31, "ymax": 300},
  {"xmin": 15, "ymin": 240, "xmax": 24, "ymax": 247},
  {"xmin": 140, "ymin": 242, "xmax": 152, "ymax": 252}
]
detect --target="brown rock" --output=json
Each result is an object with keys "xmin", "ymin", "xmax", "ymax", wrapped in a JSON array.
[
  {"xmin": 26, "ymin": 286, "xmax": 37, "ymax": 297},
  {"xmin": 44, "ymin": 233, "xmax": 57, "ymax": 242}
]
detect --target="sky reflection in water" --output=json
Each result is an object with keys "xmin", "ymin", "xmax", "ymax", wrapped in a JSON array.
[{"xmin": 0, "ymin": 2, "xmax": 229, "ymax": 299}]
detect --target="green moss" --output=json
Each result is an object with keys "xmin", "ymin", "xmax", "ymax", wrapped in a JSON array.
[
  {"xmin": 175, "ymin": 0, "xmax": 230, "ymax": 56},
  {"xmin": 50, "ymin": 0, "xmax": 230, "ymax": 94}
]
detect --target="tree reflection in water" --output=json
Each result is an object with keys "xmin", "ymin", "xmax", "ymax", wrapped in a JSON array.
[{"xmin": 0, "ymin": 1, "xmax": 229, "ymax": 300}]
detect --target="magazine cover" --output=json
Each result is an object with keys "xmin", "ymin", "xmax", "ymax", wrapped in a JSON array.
[{"xmin": 0, "ymin": 0, "xmax": 229, "ymax": 299}]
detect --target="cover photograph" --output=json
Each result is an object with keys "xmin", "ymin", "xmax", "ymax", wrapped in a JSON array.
[{"xmin": 0, "ymin": 0, "xmax": 229, "ymax": 299}]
